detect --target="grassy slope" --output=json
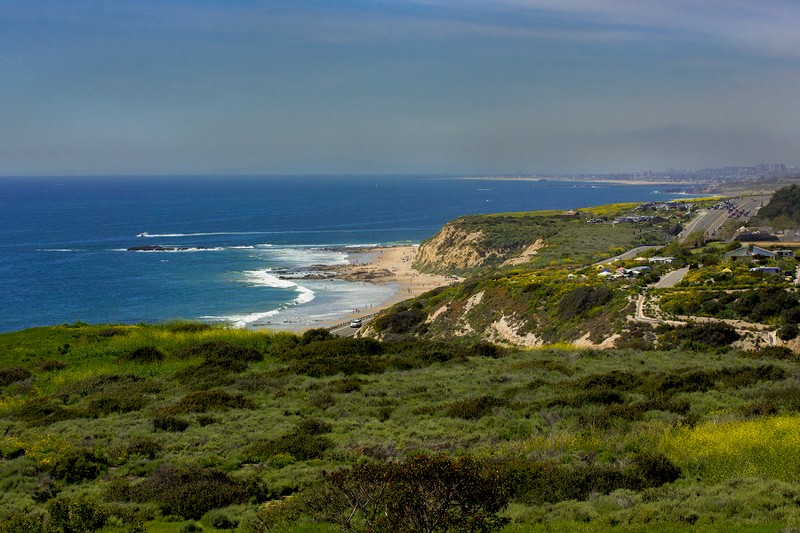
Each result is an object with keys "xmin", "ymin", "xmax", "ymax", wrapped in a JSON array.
[{"xmin": 2, "ymin": 322, "xmax": 800, "ymax": 531}]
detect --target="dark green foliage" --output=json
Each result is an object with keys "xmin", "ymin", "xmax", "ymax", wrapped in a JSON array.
[
  {"xmin": 467, "ymin": 341, "xmax": 504, "ymax": 359},
  {"xmin": 750, "ymin": 345, "xmax": 798, "ymax": 361},
  {"xmin": 54, "ymin": 373, "xmax": 144, "ymax": 402},
  {"xmin": 50, "ymin": 448, "xmax": 108, "ymax": 484},
  {"xmin": 372, "ymin": 305, "xmax": 427, "ymax": 334},
  {"xmin": 121, "ymin": 463, "xmax": 264, "ymax": 519},
  {"xmin": 173, "ymin": 342, "xmax": 263, "ymax": 388},
  {"xmin": 309, "ymin": 454, "xmax": 511, "ymax": 533},
  {"xmin": 13, "ymin": 398, "xmax": 77, "ymax": 426},
  {"xmin": 301, "ymin": 328, "xmax": 335, "ymax": 343},
  {"xmin": 126, "ymin": 437, "xmax": 162, "ymax": 460},
  {"xmin": 33, "ymin": 358, "xmax": 67, "ymax": 372},
  {"xmin": 752, "ymin": 184, "xmax": 800, "ymax": 227},
  {"xmin": 557, "ymin": 286, "xmax": 613, "ymax": 320},
  {"xmin": 0, "ymin": 366, "xmax": 32, "ymax": 387},
  {"xmin": 297, "ymin": 418, "xmax": 333, "ymax": 435},
  {"xmin": 153, "ymin": 414, "xmax": 190, "ymax": 432},
  {"xmin": 282, "ymin": 338, "xmax": 386, "ymax": 377},
  {"xmin": 658, "ymin": 322, "xmax": 740, "ymax": 349},
  {"xmin": 84, "ymin": 380, "xmax": 160, "ymax": 415},
  {"xmin": 243, "ymin": 419, "xmax": 334, "ymax": 462},
  {"xmin": 778, "ymin": 323, "xmax": 799, "ymax": 341},
  {"xmin": 175, "ymin": 340, "xmax": 263, "ymax": 363},
  {"xmin": 161, "ymin": 389, "xmax": 256, "ymax": 414},
  {"xmin": 121, "ymin": 346, "xmax": 165, "ymax": 363},
  {"xmin": 446, "ymin": 396, "xmax": 509, "ymax": 419},
  {"xmin": 326, "ymin": 376, "xmax": 366, "ymax": 393},
  {"xmin": 504, "ymin": 453, "xmax": 680, "ymax": 505},
  {"xmin": 206, "ymin": 509, "xmax": 240, "ymax": 529},
  {"xmin": 47, "ymin": 498, "xmax": 108, "ymax": 532}
]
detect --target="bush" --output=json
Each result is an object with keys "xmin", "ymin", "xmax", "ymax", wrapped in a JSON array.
[
  {"xmin": 161, "ymin": 390, "xmax": 256, "ymax": 414},
  {"xmin": 659, "ymin": 322, "xmax": 740, "ymax": 349},
  {"xmin": 50, "ymin": 448, "xmax": 108, "ymax": 484},
  {"xmin": 153, "ymin": 414, "xmax": 190, "ymax": 432},
  {"xmin": 310, "ymin": 454, "xmax": 511, "ymax": 533},
  {"xmin": 446, "ymin": 396, "xmax": 508, "ymax": 419},
  {"xmin": 243, "ymin": 419, "xmax": 334, "ymax": 462},
  {"xmin": 301, "ymin": 328, "xmax": 335, "ymax": 343},
  {"xmin": 557, "ymin": 286, "xmax": 613, "ymax": 320},
  {"xmin": 126, "ymin": 463, "xmax": 264, "ymax": 519},
  {"xmin": 121, "ymin": 346, "xmax": 165, "ymax": 363},
  {"xmin": 33, "ymin": 359, "xmax": 67, "ymax": 372},
  {"xmin": 778, "ymin": 323, "xmax": 799, "ymax": 341},
  {"xmin": 175, "ymin": 341, "xmax": 263, "ymax": 363},
  {"xmin": 372, "ymin": 305, "xmax": 427, "ymax": 334},
  {"xmin": 749, "ymin": 345, "xmax": 797, "ymax": 361},
  {"xmin": 126, "ymin": 437, "xmax": 162, "ymax": 460},
  {"xmin": 46, "ymin": 498, "xmax": 107, "ymax": 532},
  {"xmin": 0, "ymin": 366, "xmax": 32, "ymax": 387}
]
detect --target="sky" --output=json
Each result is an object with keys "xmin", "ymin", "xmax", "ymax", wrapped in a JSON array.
[{"xmin": 2, "ymin": 0, "xmax": 800, "ymax": 176}]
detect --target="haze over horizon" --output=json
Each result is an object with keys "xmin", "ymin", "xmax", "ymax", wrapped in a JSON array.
[{"xmin": 2, "ymin": 1, "xmax": 800, "ymax": 176}]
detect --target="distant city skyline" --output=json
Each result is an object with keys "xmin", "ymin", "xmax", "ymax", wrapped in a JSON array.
[{"xmin": 2, "ymin": 1, "xmax": 800, "ymax": 176}]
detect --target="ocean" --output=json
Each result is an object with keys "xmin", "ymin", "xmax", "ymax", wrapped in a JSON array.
[{"xmin": 0, "ymin": 175, "xmax": 686, "ymax": 333}]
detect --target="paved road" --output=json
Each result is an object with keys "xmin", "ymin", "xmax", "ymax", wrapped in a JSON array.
[
  {"xmin": 654, "ymin": 266, "xmax": 690, "ymax": 288},
  {"xmin": 593, "ymin": 245, "xmax": 661, "ymax": 266},
  {"xmin": 680, "ymin": 195, "xmax": 770, "ymax": 242}
]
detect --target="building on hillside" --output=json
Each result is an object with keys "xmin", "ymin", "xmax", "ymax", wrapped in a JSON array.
[
  {"xmin": 724, "ymin": 245, "xmax": 776, "ymax": 261},
  {"xmin": 776, "ymin": 249, "xmax": 795, "ymax": 258},
  {"xmin": 648, "ymin": 257, "xmax": 676, "ymax": 264}
]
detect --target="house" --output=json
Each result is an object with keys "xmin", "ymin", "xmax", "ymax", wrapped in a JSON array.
[
  {"xmin": 724, "ymin": 245, "xmax": 776, "ymax": 261},
  {"xmin": 648, "ymin": 257, "xmax": 676, "ymax": 264},
  {"xmin": 776, "ymin": 249, "xmax": 795, "ymax": 258}
]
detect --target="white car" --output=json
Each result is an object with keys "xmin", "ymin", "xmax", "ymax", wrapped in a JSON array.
[{"xmin": 350, "ymin": 319, "xmax": 362, "ymax": 328}]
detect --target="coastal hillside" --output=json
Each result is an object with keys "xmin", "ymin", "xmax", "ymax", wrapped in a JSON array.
[
  {"xmin": 414, "ymin": 203, "xmax": 684, "ymax": 274},
  {"xmin": 369, "ymin": 194, "xmax": 799, "ymax": 349},
  {"xmin": 374, "ymin": 201, "xmax": 691, "ymax": 346}
]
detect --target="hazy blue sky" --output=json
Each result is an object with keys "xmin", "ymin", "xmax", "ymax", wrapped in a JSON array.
[{"xmin": 2, "ymin": 0, "xmax": 799, "ymax": 175}]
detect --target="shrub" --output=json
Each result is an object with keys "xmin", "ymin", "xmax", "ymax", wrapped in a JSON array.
[
  {"xmin": 301, "ymin": 328, "xmax": 335, "ymax": 343},
  {"xmin": 121, "ymin": 346, "xmax": 165, "ymax": 363},
  {"xmin": 153, "ymin": 414, "xmax": 190, "ymax": 432},
  {"xmin": 0, "ymin": 366, "xmax": 32, "ymax": 387},
  {"xmin": 33, "ymin": 359, "xmax": 67, "ymax": 372},
  {"xmin": 626, "ymin": 452, "xmax": 681, "ymax": 488},
  {"xmin": 50, "ymin": 448, "xmax": 108, "ymax": 484},
  {"xmin": 13, "ymin": 398, "xmax": 77, "ymax": 426},
  {"xmin": 166, "ymin": 322, "xmax": 214, "ymax": 333},
  {"xmin": 46, "ymin": 498, "xmax": 107, "ymax": 532},
  {"xmin": 659, "ymin": 322, "xmax": 740, "ymax": 349},
  {"xmin": 175, "ymin": 341, "xmax": 263, "ymax": 363},
  {"xmin": 161, "ymin": 390, "xmax": 256, "ymax": 414},
  {"xmin": 778, "ymin": 323, "xmax": 799, "ymax": 341},
  {"xmin": 309, "ymin": 454, "xmax": 511, "ymax": 533},
  {"xmin": 557, "ymin": 286, "xmax": 613, "ymax": 320},
  {"xmin": 126, "ymin": 438, "xmax": 162, "ymax": 460},
  {"xmin": 243, "ymin": 420, "xmax": 334, "ymax": 462},
  {"xmin": 126, "ymin": 463, "xmax": 264, "ymax": 519},
  {"xmin": 372, "ymin": 305, "xmax": 427, "ymax": 335},
  {"xmin": 446, "ymin": 396, "xmax": 508, "ymax": 419},
  {"xmin": 749, "ymin": 345, "xmax": 797, "ymax": 361}
]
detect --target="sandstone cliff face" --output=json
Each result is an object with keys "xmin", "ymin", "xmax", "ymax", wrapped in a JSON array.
[{"xmin": 415, "ymin": 224, "xmax": 489, "ymax": 273}]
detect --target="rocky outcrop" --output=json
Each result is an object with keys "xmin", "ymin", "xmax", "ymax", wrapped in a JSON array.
[{"xmin": 415, "ymin": 225, "xmax": 488, "ymax": 273}]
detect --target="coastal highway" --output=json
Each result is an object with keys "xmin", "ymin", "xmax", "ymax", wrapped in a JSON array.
[{"xmin": 680, "ymin": 195, "xmax": 770, "ymax": 242}]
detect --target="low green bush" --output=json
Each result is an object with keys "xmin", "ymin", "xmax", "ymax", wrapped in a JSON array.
[
  {"xmin": 446, "ymin": 396, "xmax": 509, "ymax": 419},
  {"xmin": 161, "ymin": 390, "xmax": 256, "ymax": 414},
  {"xmin": 50, "ymin": 448, "xmax": 108, "ymax": 484},
  {"xmin": 0, "ymin": 366, "xmax": 32, "ymax": 387},
  {"xmin": 121, "ymin": 346, "xmax": 165, "ymax": 363},
  {"xmin": 123, "ymin": 463, "xmax": 265, "ymax": 519},
  {"xmin": 243, "ymin": 419, "xmax": 334, "ymax": 462},
  {"xmin": 153, "ymin": 414, "xmax": 190, "ymax": 432}
]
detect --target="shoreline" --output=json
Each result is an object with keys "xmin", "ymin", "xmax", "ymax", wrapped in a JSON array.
[{"xmin": 279, "ymin": 245, "xmax": 456, "ymax": 332}]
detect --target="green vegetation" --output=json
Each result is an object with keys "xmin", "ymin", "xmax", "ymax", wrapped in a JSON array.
[
  {"xmin": 2, "ymin": 321, "xmax": 800, "ymax": 531},
  {"xmin": 749, "ymin": 183, "xmax": 800, "ymax": 229}
]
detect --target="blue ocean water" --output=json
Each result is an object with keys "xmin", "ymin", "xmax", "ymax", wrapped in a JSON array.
[{"xmin": 0, "ymin": 175, "xmax": 685, "ymax": 332}]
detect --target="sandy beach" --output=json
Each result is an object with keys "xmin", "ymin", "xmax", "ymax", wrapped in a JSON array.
[{"xmin": 307, "ymin": 245, "xmax": 457, "ymax": 329}]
